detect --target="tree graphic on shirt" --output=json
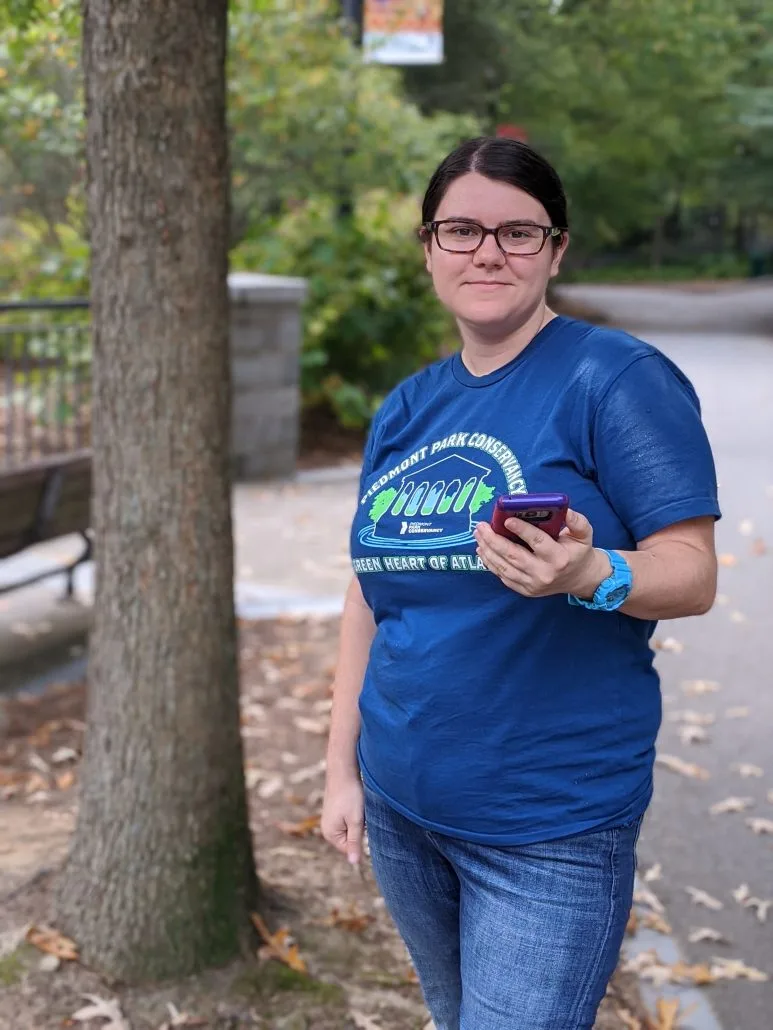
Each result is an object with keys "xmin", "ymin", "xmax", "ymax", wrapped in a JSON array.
[
  {"xmin": 469, "ymin": 482, "xmax": 495, "ymax": 515},
  {"xmin": 368, "ymin": 488, "xmax": 398, "ymax": 524}
]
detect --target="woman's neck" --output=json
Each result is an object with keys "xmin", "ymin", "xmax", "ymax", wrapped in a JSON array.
[{"xmin": 458, "ymin": 303, "xmax": 557, "ymax": 378}]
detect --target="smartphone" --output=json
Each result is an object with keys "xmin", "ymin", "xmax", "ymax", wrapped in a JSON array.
[{"xmin": 490, "ymin": 493, "xmax": 569, "ymax": 545}]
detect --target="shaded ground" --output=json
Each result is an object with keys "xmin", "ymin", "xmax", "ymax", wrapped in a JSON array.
[{"xmin": 0, "ymin": 616, "xmax": 653, "ymax": 1030}]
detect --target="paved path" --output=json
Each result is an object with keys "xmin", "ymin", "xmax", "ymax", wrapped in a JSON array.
[{"xmin": 635, "ymin": 329, "xmax": 773, "ymax": 1030}]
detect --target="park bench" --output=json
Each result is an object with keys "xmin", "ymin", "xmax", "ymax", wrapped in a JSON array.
[{"xmin": 0, "ymin": 301, "xmax": 92, "ymax": 597}]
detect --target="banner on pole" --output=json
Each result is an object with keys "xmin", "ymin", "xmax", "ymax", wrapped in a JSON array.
[{"xmin": 363, "ymin": 0, "xmax": 444, "ymax": 65}]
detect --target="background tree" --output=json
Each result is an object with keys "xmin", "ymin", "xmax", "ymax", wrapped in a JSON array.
[{"xmin": 55, "ymin": 0, "xmax": 258, "ymax": 981}]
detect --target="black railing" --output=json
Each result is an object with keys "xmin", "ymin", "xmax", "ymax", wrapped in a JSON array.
[{"xmin": 0, "ymin": 301, "xmax": 91, "ymax": 469}]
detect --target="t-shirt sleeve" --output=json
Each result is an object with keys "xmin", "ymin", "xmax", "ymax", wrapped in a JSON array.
[{"xmin": 592, "ymin": 353, "xmax": 721, "ymax": 541}]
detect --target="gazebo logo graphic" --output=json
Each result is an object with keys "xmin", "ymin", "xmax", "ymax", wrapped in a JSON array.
[{"xmin": 359, "ymin": 453, "xmax": 496, "ymax": 551}]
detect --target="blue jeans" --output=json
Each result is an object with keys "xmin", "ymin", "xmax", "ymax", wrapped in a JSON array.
[{"xmin": 364, "ymin": 785, "xmax": 642, "ymax": 1030}]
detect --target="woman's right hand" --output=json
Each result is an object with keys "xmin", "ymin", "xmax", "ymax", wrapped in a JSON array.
[{"xmin": 321, "ymin": 773, "xmax": 365, "ymax": 866}]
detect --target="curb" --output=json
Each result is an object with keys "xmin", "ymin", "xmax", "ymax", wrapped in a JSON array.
[{"xmin": 626, "ymin": 875, "xmax": 725, "ymax": 1030}]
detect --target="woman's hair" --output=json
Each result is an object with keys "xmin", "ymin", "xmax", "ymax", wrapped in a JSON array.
[{"xmin": 420, "ymin": 137, "xmax": 568, "ymax": 236}]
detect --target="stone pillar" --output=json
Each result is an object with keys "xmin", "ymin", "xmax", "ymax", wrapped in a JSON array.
[{"xmin": 228, "ymin": 272, "xmax": 307, "ymax": 481}]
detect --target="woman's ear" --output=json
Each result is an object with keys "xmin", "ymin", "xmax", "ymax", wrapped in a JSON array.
[{"xmin": 549, "ymin": 232, "xmax": 569, "ymax": 279}]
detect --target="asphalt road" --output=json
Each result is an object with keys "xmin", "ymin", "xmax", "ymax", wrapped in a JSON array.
[{"xmin": 636, "ymin": 330, "xmax": 773, "ymax": 1030}]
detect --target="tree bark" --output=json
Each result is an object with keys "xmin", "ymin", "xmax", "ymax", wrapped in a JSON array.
[{"xmin": 56, "ymin": 0, "xmax": 258, "ymax": 982}]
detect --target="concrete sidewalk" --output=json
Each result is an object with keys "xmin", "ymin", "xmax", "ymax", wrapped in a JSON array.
[{"xmin": 0, "ymin": 465, "xmax": 361, "ymax": 679}]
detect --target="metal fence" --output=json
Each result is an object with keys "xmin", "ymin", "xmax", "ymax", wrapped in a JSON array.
[{"xmin": 0, "ymin": 301, "xmax": 91, "ymax": 470}]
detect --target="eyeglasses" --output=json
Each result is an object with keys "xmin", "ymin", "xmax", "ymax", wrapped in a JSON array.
[{"xmin": 423, "ymin": 219, "xmax": 566, "ymax": 256}]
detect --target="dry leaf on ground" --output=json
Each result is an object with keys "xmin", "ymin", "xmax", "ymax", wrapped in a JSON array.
[
  {"xmin": 681, "ymin": 680, "xmax": 720, "ymax": 696},
  {"xmin": 688, "ymin": 927, "xmax": 729, "ymax": 944},
  {"xmin": 641, "ymin": 912, "xmax": 672, "ymax": 935},
  {"xmin": 710, "ymin": 957, "xmax": 769, "ymax": 982},
  {"xmin": 276, "ymin": 815, "xmax": 321, "ymax": 838},
  {"xmin": 709, "ymin": 796, "xmax": 754, "ymax": 815},
  {"xmin": 667, "ymin": 710, "xmax": 715, "ymax": 726},
  {"xmin": 655, "ymin": 754, "xmax": 710, "ymax": 780},
  {"xmin": 643, "ymin": 863, "xmax": 662, "ymax": 883},
  {"xmin": 72, "ymin": 994, "xmax": 130, "ymax": 1030},
  {"xmin": 26, "ymin": 925, "xmax": 78, "ymax": 962},
  {"xmin": 746, "ymin": 817, "xmax": 773, "ymax": 835},
  {"xmin": 677, "ymin": 725, "xmax": 709, "ymax": 745},
  {"xmin": 732, "ymin": 883, "xmax": 751, "ymax": 904},
  {"xmin": 633, "ymin": 887, "xmax": 666, "ymax": 915},
  {"xmin": 350, "ymin": 1011, "xmax": 382, "ymax": 1030},
  {"xmin": 654, "ymin": 637, "xmax": 684, "ymax": 653},
  {"xmin": 251, "ymin": 912, "xmax": 307, "ymax": 974},
  {"xmin": 318, "ymin": 902, "xmax": 374, "ymax": 933},
  {"xmin": 751, "ymin": 538, "xmax": 767, "ymax": 555},
  {"xmin": 685, "ymin": 887, "xmax": 723, "ymax": 911},
  {"xmin": 732, "ymin": 763, "xmax": 764, "ymax": 778},
  {"xmin": 717, "ymin": 553, "xmax": 738, "ymax": 566},
  {"xmin": 652, "ymin": 996, "xmax": 695, "ymax": 1030},
  {"xmin": 725, "ymin": 707, "xmax": 750, "ymax": 719}
]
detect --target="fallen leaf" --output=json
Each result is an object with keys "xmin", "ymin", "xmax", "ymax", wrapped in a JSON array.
[
  {"xmin": 642, "ymin": 911, "xmax": 673, "ymax": 935},
  {"xmin": 625, "ymin": 909, "xmax": 638, "ymax": 935},
  {"xmin": 678, "ymin": 725, "xmax": 709, "ymax": 745},
  {"xmin": 257, "ymin": 775, "xmax": 284, "ymax": 799},
  {"xmin": 732, "ymin": 883, "xmax": 751, "ymax": 904},
  {"xmin": 615, "ymin": 1009, "xmax": 642, "ymax": 1030},
  {"xmin": 293, "ymin": 715, "xmax": 330, "ymax": 735},
  {"xmin": 633, "ymin": 887, "xmax": 666, "ymax": 915},
  {"xmin": 744, "ymin": 897, "xmax": 771, "ymax": 922},
  {"xmin": 51, "ymin": 746, "xmax": 79, "ymax": 763},
  {"xmin": 288, "ymin": 759, "xmax": 326, "ymax": 785},
  {"xmin": 656, "ymin": 754, "xmax": 710, "ymax": 780},
  {"xmin": 668, "ymin": 710, "xmax": 715, "ymax": 726},
  {"xmin": 717, "ymin": 553, "xmax": 738, "ymax": 567},
  {"xmin": 350, "ymin": 1013, "xmax": 382, "ymax": 1030},
  {"xmin": 725, "ymin": 707, "xmax": 750, "ymax": 719},
  {"xmin": 72, "ymin": 994, "xmax": 130, "ymax": 1029},
  {"xmin": 668, "ymin": 960, "xmax": 716, "ymax": 985},
  {"xmin": 731, "ymin": 762, "xmax": 764, "ymax": 778},
  {"xmin": 653, "ymin": 996, "xmax": 691, "ymax": 1030},
  {"xmin": 643, "ymin": 862, "xmax": 663, "ymax": 883},
  {"xmin": 159, "ymin": 1002, "xmax": 206, "ymax": 1029},
  {"xmin": 55, "ymin": 770, "xmax": 75, "ymax": 791},
  {"xmin": 655, "ymin": 637, "xmax": 684, "ymax": 653},
  {"xmin": 251, "ymin": 913, "xmax": 307, "ymax": 974},
  {"xmin": 709, "ymin": 796, "xmax": 754, "ymax": 815},
  {"xmin": 738, "ymin": 519, "xmax": 754, "ymax": 536},
  {"xmin": 688, "ymin": 927, "xmax": 729, "ymax": 944},
  {"xmin": 39, "ymin": 954, "xmax": 61, "ymax": 972},
  {"xmin": 685, "ymin": 886, "xmax": 723, "ymax": 911},
  {"xmin": 319, "ymin": 902, "xmax": 374, "ymax": 933},
  {"xmin": 751, "ymin": 538, "xmax": 767, "ymax": 556},
  {"xmin": 710, "ymin": 957, "xmax": 769, "ymax": 982},
  {"xmin": 746, "ymin": 817, "xmax": 773, "ymax": 835},
  {"xmin": 26, "ymin": 925, "xmax": 78, "ymax": 962},
  {"xmin": 276, "ymin": 815, "xmax": 321, "ymax": 838},
  {"xmin": 681, "ymin": 679, "xmax": 720, "ymax": 696}
]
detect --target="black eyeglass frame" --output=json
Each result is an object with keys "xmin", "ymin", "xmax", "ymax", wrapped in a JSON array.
[{"xmin": 421, "ymin": 218, "xmax": 567, "ymax": 256}]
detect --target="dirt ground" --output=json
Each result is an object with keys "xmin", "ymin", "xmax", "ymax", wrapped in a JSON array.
[{"xmin": 0, "ymin": 617, "xmax": 654, "ymax": 1030}]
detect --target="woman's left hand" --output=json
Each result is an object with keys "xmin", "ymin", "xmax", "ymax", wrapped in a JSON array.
[{"xmin": 474, "ymin": 509, "xmax": 610, "ymax": 599}]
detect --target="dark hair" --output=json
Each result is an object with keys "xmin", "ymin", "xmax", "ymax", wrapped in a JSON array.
[{"xmin": 420, "ymin": 137, "xmax": 568, "ymax": 235}]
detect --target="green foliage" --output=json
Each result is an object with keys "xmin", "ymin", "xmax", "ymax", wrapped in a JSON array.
[
  {"xmin": 368, "ymin": 487, "xmax": 398, "ymax": 523},
  {"xmin": 469, "ymin": 482, "xmax": 496, "ymax": 515},
  {"xmin": 232, "ymin": 191, "xmax": 455, "ymax": 427}
]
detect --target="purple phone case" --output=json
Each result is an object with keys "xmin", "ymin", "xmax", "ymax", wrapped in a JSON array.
[{"xmin": 490, "ymin": 493, "xmax": 569, "ymax": 544}]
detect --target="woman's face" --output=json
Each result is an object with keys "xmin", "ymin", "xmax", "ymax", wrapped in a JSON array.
[{"xmin": 424, "ymin": 172, "xmax": 569, "ymax": 336}]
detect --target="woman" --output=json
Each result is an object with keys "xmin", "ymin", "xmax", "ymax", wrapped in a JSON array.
[{"xmin": 321, "ymin": 137, "xmax": 720, "ymax": 1030}]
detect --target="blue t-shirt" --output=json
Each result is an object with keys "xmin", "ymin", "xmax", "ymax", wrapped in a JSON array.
[{"xmin": 350, "ymin": 316, "xmax": 720, "ymax": 845}]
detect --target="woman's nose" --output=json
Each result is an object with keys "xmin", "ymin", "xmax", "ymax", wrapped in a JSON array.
[{"xmin": 472, "ymin": 234, "xmax": 506, "ymax": 267}]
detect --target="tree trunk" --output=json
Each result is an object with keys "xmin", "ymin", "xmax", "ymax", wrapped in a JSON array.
[{"xmin": 56, "ymin": 0, "xmax": 258, "ymax": 982}]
